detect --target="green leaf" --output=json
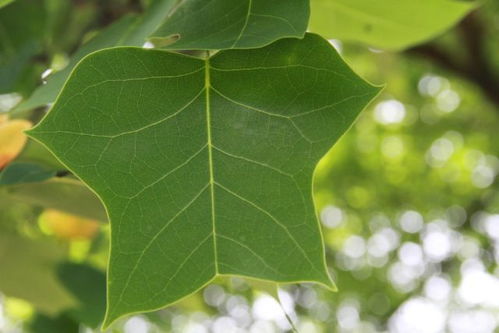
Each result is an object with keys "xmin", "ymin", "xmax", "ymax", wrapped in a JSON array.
[
  {"xmin": 150, "ymin": 0, "xmax": 309, "ymax": 50},
  {"xmin": 0, "ymin": 0, "xmax": 46, "ymax": 94},
  {"xmin": 309, "ymin": 0, "xmax": 477, "ymax": 50},
  {"xmin": 14, "ymin": 0, "xmax": 309, "ymax": 112},
  {"xmin": 29, "ymin": 313, "xmax": 79, "ymax": 333},
  {"xmin": 27, "ymin": 33, "xmax": 380, "ymax": 327},
  {"xmin": 4, "ymin": 178, "xmax": 107, "ymax": 221},
  {"xmin": 0, "ymin": 162, "xmax": 56, "ymax": 185},
  {"xmin": 57, "ymin": 263, "xmax": 106, "ymax": 328},
  {"xmin": 0, "ymin": 232, "xmax": 77, "ymax": 314},
  {"xmin": 14, "ymin": 0, "xmax": 177, "ymax": 112}
]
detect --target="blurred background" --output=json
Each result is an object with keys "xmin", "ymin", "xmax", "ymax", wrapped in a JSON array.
[{"xmin": 0, "ymin": 0, "xmax": 498, "ymax": 332}]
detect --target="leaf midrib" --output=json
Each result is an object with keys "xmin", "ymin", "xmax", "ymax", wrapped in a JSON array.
[
  {"xmin": 111, "ymin": 56, "xmax": 324, "ymax": 312},
  {"xmin": 204, "ymin": 55, "xmax": 219, "ymax": 274},
  {"xmin": 203, "ymin": 55, "xmax": 325, "ymax": 279}
]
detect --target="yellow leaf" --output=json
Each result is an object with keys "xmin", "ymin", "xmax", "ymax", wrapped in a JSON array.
[
  {"xmin": 0, "ymin": 118, "xmax": 32, "ymax": 168},
  {"xmin": 39, "ymin": 209, "xmax": 100, "ymax": 240}
]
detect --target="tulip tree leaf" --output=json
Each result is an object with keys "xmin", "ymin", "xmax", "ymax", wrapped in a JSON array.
[
  {"xmin": 27, "ymin": 33, "xmax": 380, "ymax": 327},
  {"xmin": 309, "ymin": 0, "xmax": 477, "ymax": 50},
  {"xmin": 150, "ymin": 0, "xmax": 309, "ymax": 50}
]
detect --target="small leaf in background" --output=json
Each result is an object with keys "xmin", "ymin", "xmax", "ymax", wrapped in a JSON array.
[
  {"xmin": 0, "ymin": 0, "xmax": 46, "ymax": 95},
  {"xmin": 28, "ymin": 313, "xmax": 79, "ymax": 333},
  {"xmin": 27, "ymin": 33, "xmax": 380, "ymax": 326},
  {"xmin": 150, "ymin": 0, "xmax": 309, "ymax": 50},
  {"xmin": 13, "ymin": 0, "xmax": 178, "ymax": 112},
  {"xmin": 0, "ymin": 117, "xmax": 32, "ymax": 168},
  {"xmin": 309, "ymin": 0, "xmax": 477, "ymax": 50},
  {"xmin": 4, "ymin": 178, "xmax": 108, "ymax": 221},
  {"xmin": 0, "ymin": 162, "xmax": 56, "ymax": 185},
  {"xmin": 0, "ymin": 233, "xmax": 77, "ymax": 314},
  {"xmin": 57, "ymin": 263, "xmax": 106, "ymax": 328},
  {"xmin": 39, "ymin": 209, "xmax": 100, "ymax": 240},
  {"xmin": 15, "ymin": 140, "xmax": 66, "ymax": 170}
]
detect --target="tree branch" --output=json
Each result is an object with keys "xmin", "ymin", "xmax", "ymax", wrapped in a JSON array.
[{"xmin": 407, "ymin": 13, "xmax": 499, "ymax": 109}]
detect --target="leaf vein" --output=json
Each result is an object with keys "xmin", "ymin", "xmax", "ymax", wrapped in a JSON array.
[
  {"xmin": 214, "ymin": 182, "xmax": 320, "ymax": 274},
  {"xmin": 217, "ymin": 235, "xmax": 281, "ymax": 275},
  {"xmin": 114, "ymin": 183, "xmax": 210, "ymax": 309},
  {"xmin": 127, "ymin": 144, "xmax": 208, "ymax": 199},
  {"xmin": 212, "ymin": 145, "xmax": 293, "ymax": 178}
]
